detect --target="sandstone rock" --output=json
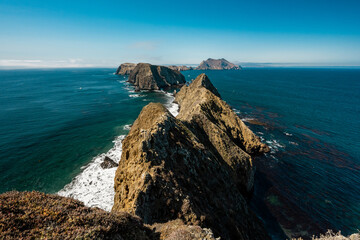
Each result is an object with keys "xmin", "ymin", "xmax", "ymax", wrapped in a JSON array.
[
  {"xmin": 196, "ymin": 58, "xmax": 241, "ymax": 70},
  {"xmin": 112, "ymin": 101, "xmax": 269, "ymax": 239},
  {"xmin": 167, "ymin": 65, "xmax": 193, "ymax": 71},
  {"xmin": 128, "ymin": 63, "xmax": 186, "ymax": 90},
  {"xmin": 0, "ymin": 191, "xmax": 153, "ymax": 240},
  {"xmin": 116, "ymin": 63, "xmax": 137, "ymax": 75},
  {"xmin": 101, "ymin": 156, "xmax": 118, "ymax": 169}
]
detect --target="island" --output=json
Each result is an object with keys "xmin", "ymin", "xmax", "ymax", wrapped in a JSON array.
[
  {"xmin": 196, "ymin": 58, "xmax": 241, "ymax": 70},
  {"xmin": 167, "ymin": 65, "xmax": 193, "ymax": 71},
  {"xmin": 128, "ymin": 63, "xmax": 186, "ymax": 90},
  {"xmin": 112, "ymin": 73, "xmax": 269, "ymax": 239}
]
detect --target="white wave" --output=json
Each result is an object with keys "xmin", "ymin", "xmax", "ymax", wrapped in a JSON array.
[
  {"xmin": 233, "ymin": 108, "xmax": 241, "ymax": 114},
  {"xmin": 265, "ymin": 139, "xmax": 285, "ymax": 153},
  {"xmin": 123, "ymin": 124, "xmax": 132, "ymax": 131},
  {"xmin": 129, "ymin": 94, "xmax": 143, "ymax": 98},
  {"xmin": 284, "ymin": 132, "xmax": 293, "ymax": 136},
  {"xmin": 289, "ymin": 141, "xmax": 298, "ymax": 146},
  {"xmin": 163, "ymin": 91, "xmax": 179, "ymax": 117},
  {"xmin": 58, "ymin": 135, "xmax": 125, "ymax": 212},
  {"xmin": 241, "ymin": 117, "xmax": 255, "ymax": 122}
]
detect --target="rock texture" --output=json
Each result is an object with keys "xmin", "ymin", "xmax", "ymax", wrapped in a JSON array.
[
  {"xmin": 152, "ymin": 219, "xmax": 217, "ymax": 240},
  {"xmin": 101, "ymin": 156, "xmax": 118, "ymax": 169},
  {"xmin": 113, "ymin": 74, "xmax": 269, "ymax": 239},
  {"xmin": 167, "ymin": 65, "xmax": 193, "ymax": 71},
  {"xmin": 128, "ymin": 63, "xmax": 186, "ymax": 90},
  {"xmin": 0, "ymin": 191, "xmax": 153, "ymax": 240},
  {"xmin": 116, "ymin": 63, "xmax": 137, "ymax": 75},
  {"xmin": 196, "ymin": 58, "xmax": 241, "ymax": 70}
]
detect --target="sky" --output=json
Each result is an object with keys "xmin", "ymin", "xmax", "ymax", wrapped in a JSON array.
[{"xmin": 0, "ymin": 0, "xmax": 360, "ymax": 68}]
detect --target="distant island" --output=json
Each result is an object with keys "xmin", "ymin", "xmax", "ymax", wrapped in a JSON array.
[
  {"xmin": 196, "ymin": 58, "xmax": 241, "ymax": 70},
  {"xmin": 128, "ymin": 63, "xmax": 185, "ymax": 91},
  {"xmin": 115, "ymin": 58, "xmax": 241, "ymax": 76}
]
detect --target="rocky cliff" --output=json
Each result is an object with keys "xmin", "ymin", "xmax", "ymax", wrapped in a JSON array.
[
  {"xmin": 113, "ymin": 74, "xmax": 269, "ymax": 239},
  {"xmin": 196, "ymin": 58, "xmax": 241, "ymax": 70},
  {"xmin": 128, "ymin": 63, "xmax": 186, "ymax": 90},
  {"xmin": 116, "ymin": 63, "xmax": 137, "ymax": 75}
]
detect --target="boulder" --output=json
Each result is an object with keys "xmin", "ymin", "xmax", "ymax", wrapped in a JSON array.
[{"xmin": 101, "ymin": 156, "xmax": 118, "ymax": 169}]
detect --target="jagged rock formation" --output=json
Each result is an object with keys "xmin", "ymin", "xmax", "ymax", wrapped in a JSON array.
[
  {"xmin": 116, "ymin": 63, "xmax": 137, "ymax": 75},
  {"xmin": 113, "ymin": 74, "xmax": 269, "ymax": 239},
  {"xmin": 128, "ymin": 63, "xmax": 186, "ymax": 90},
  {"xmin": 101, "ymin": 156, "xmax": 118, "ymax": 169},
  {"xmin": 0, "ymin": 191, "xmax": 153, "ymax": 240},
  {"xmin": 196, "ymin": 58, "xmax": 241, "ymax": 70},
  {"xmin": 167, "ymin": 65, "xmax": 193, "ymax": 71}
]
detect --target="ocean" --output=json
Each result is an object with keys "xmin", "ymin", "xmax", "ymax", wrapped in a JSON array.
[{"xmin": 0, "ymin": 68, "xmax": 359, "ymax": 239}]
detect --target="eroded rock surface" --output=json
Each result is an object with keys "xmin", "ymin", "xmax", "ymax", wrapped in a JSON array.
[
  {"xmin": 116, "ymin": 63, "xmax": 137, "ymax": 75},
  {"xmin": 113, "ymin": 74, "xmax": 269, "ymax": 239},
  {"xmin": 128, "ymin": 63, "xmax": 186, "ymax": 90}
]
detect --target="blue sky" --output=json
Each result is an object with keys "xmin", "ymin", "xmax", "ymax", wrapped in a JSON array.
[{"xmin": 1, "ymin": 0, "xmax": 360, "ymax": 67}]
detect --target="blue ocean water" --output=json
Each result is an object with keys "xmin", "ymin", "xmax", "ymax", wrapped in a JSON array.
[{"xmin": 0, "ymin": 68, "xmax": 359, "ymax": 239}]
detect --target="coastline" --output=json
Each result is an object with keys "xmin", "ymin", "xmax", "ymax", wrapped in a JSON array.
[{"xmin": 57, "ymin": 85, "xmax": 179, "ymax": 211}]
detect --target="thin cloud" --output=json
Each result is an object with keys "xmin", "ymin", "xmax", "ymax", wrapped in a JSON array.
[
  {"xmin": 129, "ymin": 41, "xmax": 158, "ymax": 51},
  {"xmin": 0, "ymin": 59, "xmax": 95, "ymax": 68}
]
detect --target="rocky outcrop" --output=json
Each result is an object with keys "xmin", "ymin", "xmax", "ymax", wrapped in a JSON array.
[
  {"xmin": 128, "ymin": 63, "xmax": 186, "ymax": 90},
  {"xmin": 196, "ymin": 58, "xmax": 241, "ymax": 70},
  {"xmin": 167, "ymin": 65, "xmax": 193, "ymax": 71},
  {"xmin": 0, "ymin": 191, "xmax": 153, "ymax": 240},
  {"xmin": 113, "ymin": 74, "xmax": 269, "ymax": 239},
  {"xmin": 101, "ymin": 156, "xmax": 118, "ymax": 169},
  {"xmin": 116, "ymin": 63, "xmax": 137, "ymax": 75}
]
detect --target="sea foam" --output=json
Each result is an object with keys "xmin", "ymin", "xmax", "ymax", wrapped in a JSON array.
[
  {"xmin": 58, "ymin": 135, "xmax": 125, "ymax": 212},
  {"xmin": 58, "ymin": 89, "xmax": 179, "ymax": 211}
]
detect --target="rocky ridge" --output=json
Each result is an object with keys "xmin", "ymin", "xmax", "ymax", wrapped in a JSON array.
[
  {"xmin": 128, "ymin": 63, "xmax": 186, "ymax": 90},
  {"xmin": 196, "ymin": 58, "xmax": 241, "ymax": 70},
  {"xmin": 112, "ymin": 74, "xmax": 269, "ymax": 239}
]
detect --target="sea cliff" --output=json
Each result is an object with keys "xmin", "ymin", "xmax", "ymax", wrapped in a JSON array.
[
  {"xmin": 128, "ymin": 63, "xmax": 186, "ymax": 90},
  {"xmin": 112, "ymin": 74, "xmax": 269, "ymax": 239}
]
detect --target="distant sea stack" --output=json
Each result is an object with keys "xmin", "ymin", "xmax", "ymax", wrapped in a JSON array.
[
  {"xmin": 115, "ymin": 63, "xmax": 136, "ymax": 75},
  {"xmin": 128, "ymin": 63, "xmax": 186, "ymax": 90},
  {"xmin": 112, "ymin": 73, "xmax": 269, "ymax": 239},
  {"xmin": 196, "ymin": 58, "xmax": 241, "ymax": 70}
]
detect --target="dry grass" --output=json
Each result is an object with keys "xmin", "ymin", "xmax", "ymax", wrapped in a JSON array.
[{"xmin": 0, "ymin": 191, "xmax": 153, "ymax": 239}]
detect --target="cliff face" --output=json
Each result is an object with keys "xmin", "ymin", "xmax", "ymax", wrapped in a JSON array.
[
  {"xmin": 113, "ymin": 74, "xmax": 269, "ymax": 239},
  {"xmin": 196, "ymin": 58, "xmax": 241, "ymax": 70},
  {"xmin": 116, "ymin": 63, "xmax": 137, "ymax": 75},
  {"xmin": 128, "ymin": 63, "xmax": 186, "ymax": 90}
]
